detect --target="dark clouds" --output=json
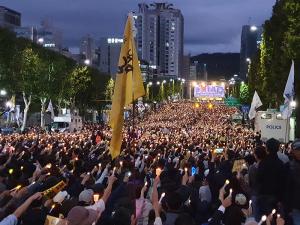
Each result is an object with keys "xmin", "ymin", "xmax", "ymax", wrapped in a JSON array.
[{"xmin": 1, "ymin": 0, "xmax": 275, "ymax": 54}]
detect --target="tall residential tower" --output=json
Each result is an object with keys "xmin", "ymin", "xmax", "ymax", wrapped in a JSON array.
[
  {"xmin": 240, "ymin": 25, "xmax": 263, "ymax": 79},
  {"xmin": 133, "ymin": 3, "xmax": 184, "ymax": 79}
]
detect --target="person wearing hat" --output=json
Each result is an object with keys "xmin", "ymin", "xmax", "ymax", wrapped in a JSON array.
[
  {"xmin": 78, "ymin": 189, "xmax": 94, "ymax": 206},
  {"xmin": 65, "ymin": 206, "xmax": 98, "ymax": 225},
  {"xmin": 286, "ymin": 139, "xmax": 300, "ymax": 224}
]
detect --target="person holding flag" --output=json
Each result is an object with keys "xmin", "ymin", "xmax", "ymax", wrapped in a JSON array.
[{"xmin": 109, "ymin": 14, "xmax": 145, "ymax": 159}]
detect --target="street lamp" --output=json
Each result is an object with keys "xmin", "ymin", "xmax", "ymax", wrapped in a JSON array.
[
  {"xmin": 246, "ymin": 58, "xmax": 251, "ymax": 63},
  {"xmin": 192, "ymin": 81, "xmax": 197, "ymax": 87},
  {"xmin": 147, "ymin": 82, "xmax": 153, "ymax": 100},
  {"xmin": 156, "ymin": 81, "xmax": 160, "ymax": 85},
  {"xmin": 290, "ymin": 100, "xmax": 296, "ymax": 109},
  {"xmin": 84, "ymin": 59, "xmax": 91, "ymax": 65},
  {"xmin": 0, "ymin": 89, "xmax": 7, "ymax": 96},
  {"xmin": 38, "ymin": 37, "xmax": 44, "ymax": 44},
  {"xmin": 250, "ymin": 26, "xmax": 257, "ymax": 32},
  {"xmin": 234, "ymin": 74, "xmax": 238, "ymax": 77},
  {"xmin": 162, "ymin": 80, "xmax": 166, "ymax": 84}
]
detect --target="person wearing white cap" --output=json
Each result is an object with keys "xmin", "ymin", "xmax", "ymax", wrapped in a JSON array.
[{"xmin": 53, "ymin": 191, "xmax": 70, "ymax": 204}]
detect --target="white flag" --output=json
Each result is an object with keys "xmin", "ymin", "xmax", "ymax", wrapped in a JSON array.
[
  {"xmin": 248, "ymin": 91, "xmax": 263, "ymax": 120},
  {"xmin": 46, "ymin": 100, "xmax": 55, "ymax": 119},
  {"xmin": 282, "ymin": 61, "xmax": 295, "ymax": 119}
]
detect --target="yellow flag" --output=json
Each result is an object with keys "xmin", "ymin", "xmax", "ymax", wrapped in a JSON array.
[{"xmin": 109, "ymin": 15, "xmax": 145, "ymax": 159}]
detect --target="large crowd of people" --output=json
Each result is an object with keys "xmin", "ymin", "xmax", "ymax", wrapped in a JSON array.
[{"xmin": 0, "ymin": 101, "xmax": 299, "ymax": 225}]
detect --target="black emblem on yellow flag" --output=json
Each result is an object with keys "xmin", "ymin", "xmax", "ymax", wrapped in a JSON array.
[{"xmin": 118, "ymin": 49, "xmax": 133, "ymax": 74}]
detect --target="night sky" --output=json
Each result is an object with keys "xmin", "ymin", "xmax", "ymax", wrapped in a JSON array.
[{"xmin": 1, "ymin": 0, "xmax": 275, "ymax": 54}]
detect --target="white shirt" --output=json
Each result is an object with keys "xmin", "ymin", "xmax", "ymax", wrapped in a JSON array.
[
  {"xmin": 85, "ymin": 199, "xmax": 105, "ymax": 218},
  {"xmin": 0, "ymin": 215, "xmax": 18, "ymax": 225},
  {"xmin": 154, "ymin": 217, "xmax": 162, "ymax": 225}
]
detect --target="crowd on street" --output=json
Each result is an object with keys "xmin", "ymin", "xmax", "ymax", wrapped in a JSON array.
[{"xmin": 0, "ymin": 101, "xmax": 299, "ymax": 225}]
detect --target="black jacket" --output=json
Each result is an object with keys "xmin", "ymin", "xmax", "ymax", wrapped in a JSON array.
[
  {"xmin": 286, "ymin": 160, "xmax": 300, "ymax": 211},
  {"xmin": 256, "ymin": 154, "xmax": 286, "ymax": 201}
]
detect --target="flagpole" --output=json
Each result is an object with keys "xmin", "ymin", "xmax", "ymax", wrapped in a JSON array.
[
  {"xmin": 131, "ymin": 15, "xmax": 135, "ymax": 139},
  {"xmin": 285, "ymin": 114, "xmax": 289, "ymax": 143}
]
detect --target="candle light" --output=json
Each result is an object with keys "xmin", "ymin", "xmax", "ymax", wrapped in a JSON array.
[
  {"xmin": 156, "ymin": 168, "xmax": 162, "ymax": 176},
  {"xmin": 229, "ymin": 189, "xmax": 233, "ymax": 197},
  {"xmin": 46, "ymin": 163, "xmax": 52, "ymax": 169},
  {"xmin": 11, "ymin": 185, "xmax": 22, "ymax": 191},
  {"xmin": 159, "ymin": 192, "xmax": 165, "ymax": 204},
  {"xmin": 258, "ymin": 215, "xmax": 267, "ymax": 225},
  {"xmin": 144, "ymin": 181, "xmax": 148, "ymax": 187},
  {"xmin": 93, "ymin": 194, "xmax": 99, "ymax": 202},
  {"xmin": 120, "ymin": 161, "xmax": 123, "ymax": 167},
  {"xmin": 28, "ymin": 181, "xmax": 36, "ymax": 187},
  {"xmin": 49, "ymin": 204, "xmax": 55, "ymax": 213},
  {"xmin": 272, "ymin": 209, "xmax": 276, "ymax": 215}
]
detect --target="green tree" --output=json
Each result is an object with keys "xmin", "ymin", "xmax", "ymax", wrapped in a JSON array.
[
  {"xmin": 19, "ymin": 48, "xmax": 43, "ymax": 131},
  {"xmin": 239, "ymin": 83, "xmax": 250, "ymax": 104},
  {"xmin": 105, "ymin": 78, "xmax": 114, "ymax": 100}
]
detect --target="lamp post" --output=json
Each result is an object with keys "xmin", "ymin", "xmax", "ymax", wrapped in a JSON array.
[
  {"xmin": 250, "ymin": 26, "xmax": 257, "ymax": 32},
  {"xmin": 147, "ymin": 82, "xmax": 152, "ymax": 101},
  {"xmin": 38, "ymin": 37, "xmax": 44, "ymax": 45},
  {"xmin": 181, "ymin": 79, "xmax": 185, "ymax": 99},
  {"xmin": 0, "ymin": 90, "xmax": 7, "ymax": 96},
  {"xmin": 84, "ymin": 59, "xmax": 91, "ymax": 65},
  {"xmin": 170, "ymin": 79, "xmax": 175, "ymax": 96}
]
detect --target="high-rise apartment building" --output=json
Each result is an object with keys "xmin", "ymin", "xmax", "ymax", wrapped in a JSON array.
[
  {"xmin": 133, "ymin": 3, "xmax": 184, "ymax": 79},
  {"xmin": 98, "ymin": 37, "xmax": 123, "ymax": 78},
  {"xmin": 80, "ymin": 35, "xmax": 96, "ymax": 65},
  {"xmin": 240, "ymin": 25, "xmax": 263, "ymax": 79},
  {"xmin": 0, "ymin": 6, "xmax": 21, "ymax": 29}
]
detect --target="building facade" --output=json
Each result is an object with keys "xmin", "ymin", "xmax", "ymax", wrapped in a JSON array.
[
  {"xmin": 80, "ymin": 35, "xmax": 96, "ymax": 65},
  {"xmin": 240, "ymin": 25, "xmax": 263, "ymax": 79},
  {"xmin": 14, "ymin": 26, "xmax": 37, "ymax": 42},
  {"xmin": 0, "ymin": 6, "xmax": 21, "ymax": 29},
  {"xmin": 98, "ymin": 37, "xmax": 123, "ymax": 78},
  {"xmin": 133, "ymin": 3, "xmax": 184, "ymax": 79}
]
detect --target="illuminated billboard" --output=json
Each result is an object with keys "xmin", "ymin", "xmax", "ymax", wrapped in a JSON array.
[{"xmin": 194, "ymin": 85, "xmax": 225, "ymax": 98}]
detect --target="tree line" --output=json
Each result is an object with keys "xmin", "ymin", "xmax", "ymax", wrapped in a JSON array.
[
  {"xmin": 247, "ymin": 0, "xmax": 299, "ymax": 137},
  {"xmin": 248, "ymin": 0, "xmax": 299, "ymax": 107},
  {"xmin": 0, "ymin": 28, "xmax": 111, "ymax": 130}
]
